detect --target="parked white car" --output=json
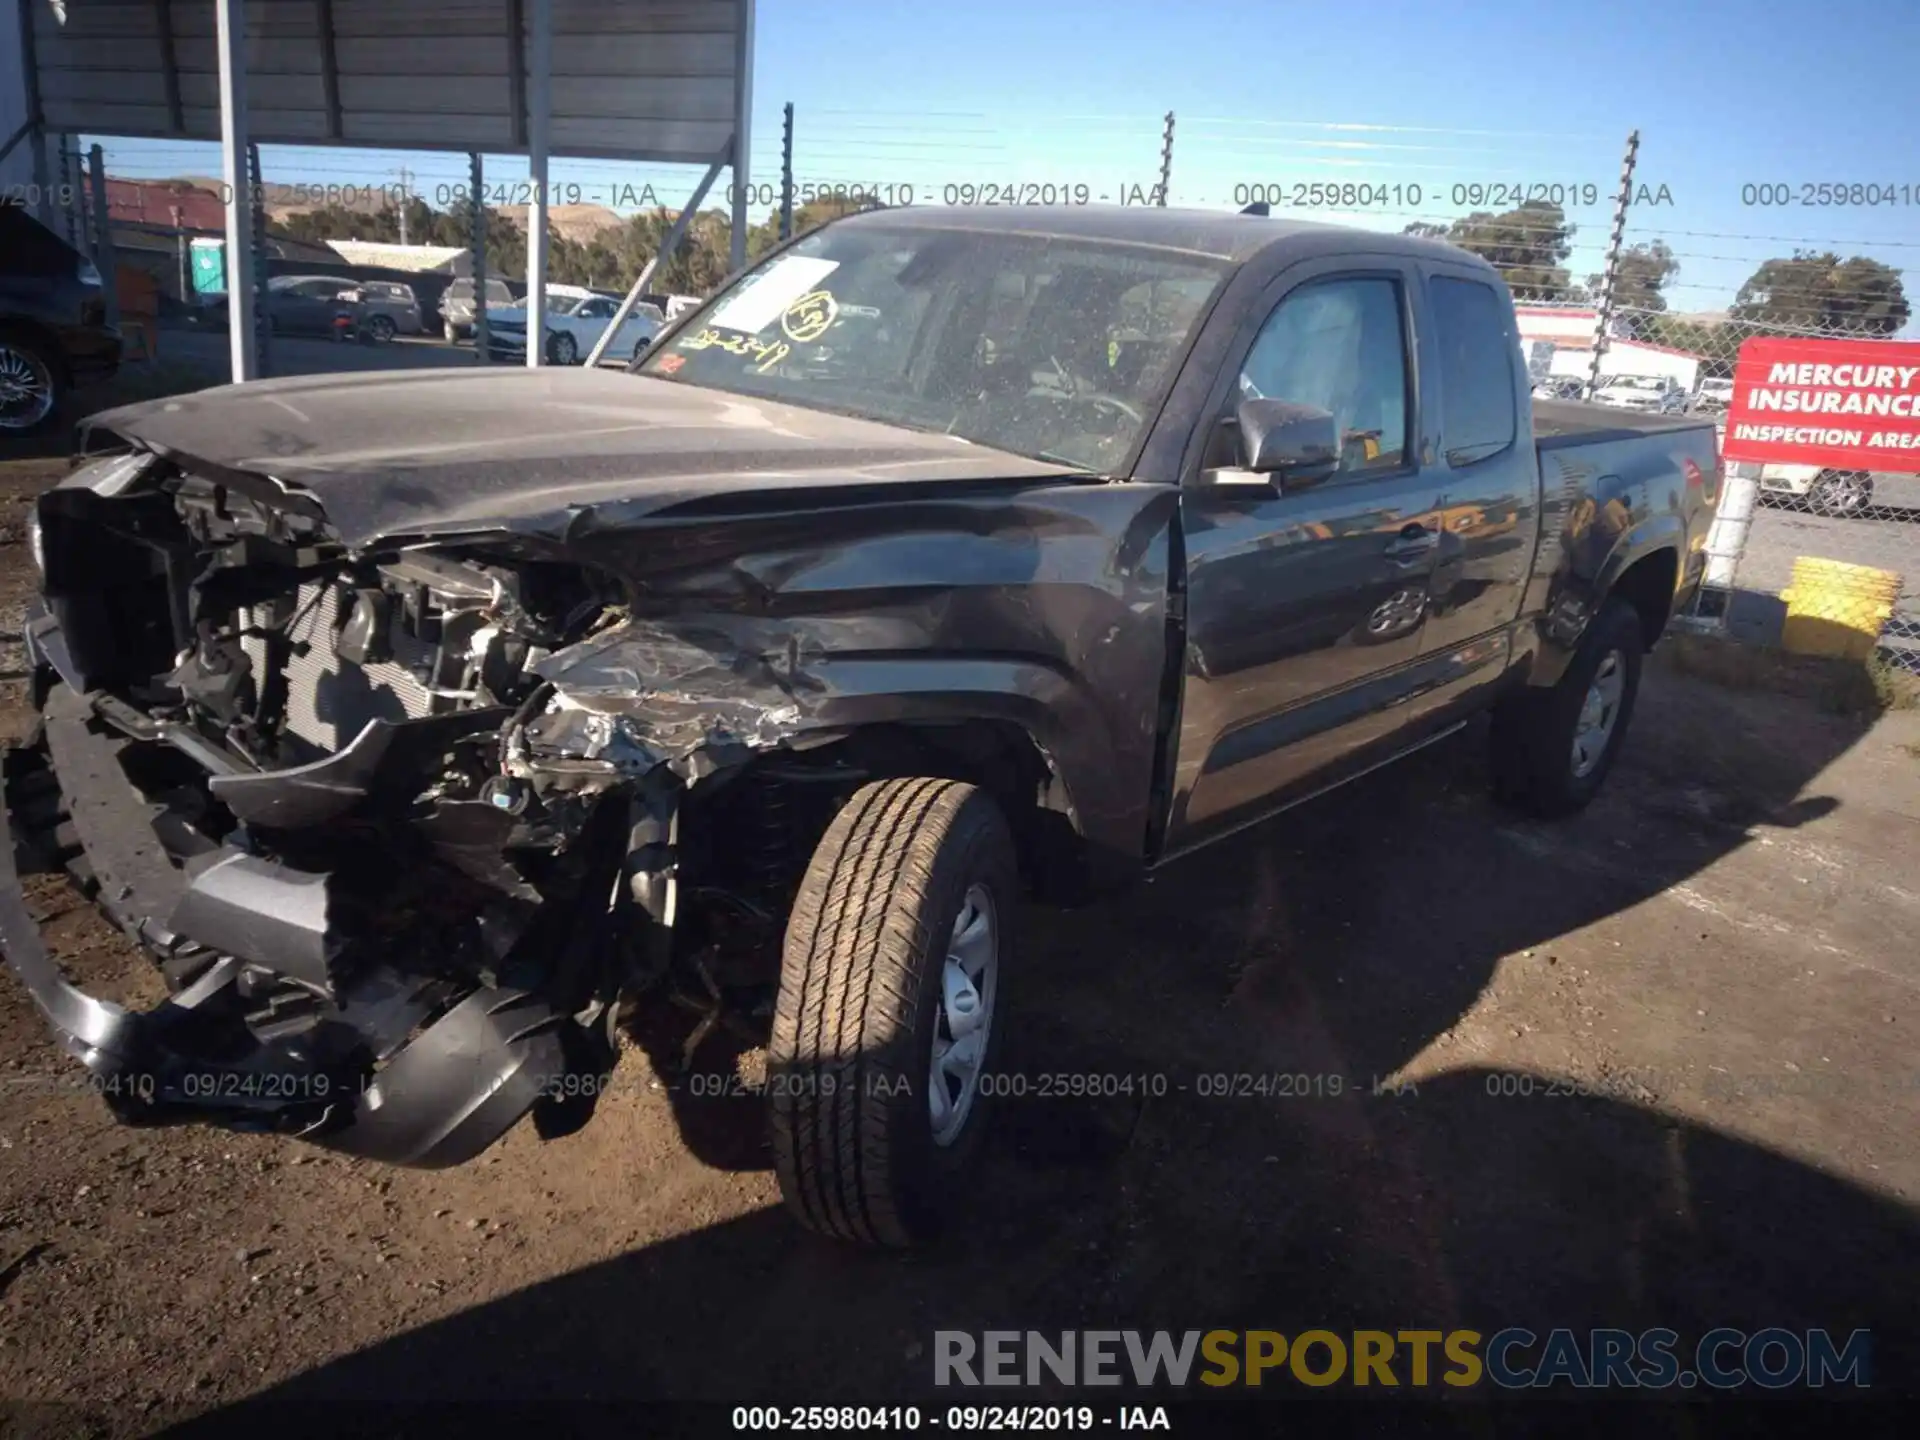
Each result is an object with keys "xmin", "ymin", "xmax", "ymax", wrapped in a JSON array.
[
  {"xmin": 486, "ymin": 285, "xmax": 665, "ymax": 365},
  {"xmin": 1712, "ymin": 419, "xmax": 1877, "ymax": 518},
  {"xmin": 1757, "ymin": 462, "xmax": 1876, "ymax": 517},
  {"xmin": 1591, "ymin": 373, "xmax": 1688, "ymax": 414},
  {"xmin": 1692, "ymin": 377, "xmax": 1735, "ymax": 414}
]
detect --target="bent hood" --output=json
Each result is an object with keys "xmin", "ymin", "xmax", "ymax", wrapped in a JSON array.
[{"xmin": 80, "ymin": 367, "xmax": 1087, "ymax": 548}]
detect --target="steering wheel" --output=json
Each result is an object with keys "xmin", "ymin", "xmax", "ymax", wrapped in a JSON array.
[{"xmin": 1058, "ymin": 390, "xmax": 1144, "ymax": 426}]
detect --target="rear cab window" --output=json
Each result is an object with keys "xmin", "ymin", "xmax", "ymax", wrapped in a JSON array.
[{"xmin": 1429, "ymin": 276, "xmax": 1518, "ymax": 467}]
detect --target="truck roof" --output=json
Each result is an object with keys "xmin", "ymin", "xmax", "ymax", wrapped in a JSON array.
[{"xmin": 833, "ymin": 203, "xmax": 1493, "ymax": 272}]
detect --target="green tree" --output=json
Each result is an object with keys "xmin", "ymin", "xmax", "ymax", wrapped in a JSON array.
[
  {"xmin": 1730, "ymin": 251, "xmax": 1910, "ymax": 335},
  {"xmin": 1591, "ymin": 240, "xmax": 1678, "ymax": 337},
  {"xmin": 1405, "ymin": 202, "xmax": 1578, "ymax": 301}
]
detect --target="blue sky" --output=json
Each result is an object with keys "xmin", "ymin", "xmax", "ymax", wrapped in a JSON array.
[{"xmin": 94, "ymin": 0, "xmax": 1920, "ymax": 315}]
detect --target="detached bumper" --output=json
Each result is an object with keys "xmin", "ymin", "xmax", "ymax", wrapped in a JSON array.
[{"xmin": 0, "ymin": 619, "xmax": 567, "ymax": 1168}]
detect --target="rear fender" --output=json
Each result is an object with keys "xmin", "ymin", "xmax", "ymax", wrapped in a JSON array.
[{"xmin": 1523, "ymin": 506, "xmax": 1683, "ymax": 689}]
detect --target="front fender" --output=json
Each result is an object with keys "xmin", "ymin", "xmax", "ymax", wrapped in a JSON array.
[{"xmin": 525, "ymin": 482, "xmax": 1181, "ymax": 873}]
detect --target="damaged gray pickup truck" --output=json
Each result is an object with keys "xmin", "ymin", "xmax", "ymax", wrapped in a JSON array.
[{"xmin": 1, "ymin": 207, "xmax": 1720, "ymax": 1247}]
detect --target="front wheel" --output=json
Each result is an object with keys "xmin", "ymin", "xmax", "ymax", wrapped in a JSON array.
[
  {"xmin": 548, "ymin": 331, "xmax": 578, "ymax": 366},
  {"xmin": 1489, "ymin": 597, "xmax": 1644, "ymax": 817},
  {"xmin": 770, "ymin": 778, "xmax": 1017, "ymax": 1247}
]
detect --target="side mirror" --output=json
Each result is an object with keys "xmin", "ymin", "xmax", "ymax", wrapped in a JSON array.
[{"xmin": 1239, "ymin": 398, "xmax": 1339, "ymax": 478}]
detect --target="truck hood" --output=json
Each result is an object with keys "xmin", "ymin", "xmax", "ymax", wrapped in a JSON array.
[{"xmin": 80, "ymin": 367, "xmax": 1088, "ymax": 548}]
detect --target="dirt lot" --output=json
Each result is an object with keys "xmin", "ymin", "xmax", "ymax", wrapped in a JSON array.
[{"xmin": 2, "ymin": 453, "xmax": 1919, "ymax": 1434}]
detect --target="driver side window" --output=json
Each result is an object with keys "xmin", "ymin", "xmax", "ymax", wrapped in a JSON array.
[{"xmin": 1237, "ymin": 276, "xmax": 1409, "ymax": 476}]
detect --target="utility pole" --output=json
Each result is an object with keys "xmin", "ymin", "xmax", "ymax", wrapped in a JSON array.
[
  {"xmin": 1585, "ymin": 129, "xmax": 1640, "ymax": 402},
  {"xmin": 397, "ymin": 164, "xmax": 411, "ymax": 244},
  {"xmin": 249, "ymin": 141, "xmax": 272, "ymax": 377},
  {"xmin": 86, "ymin": 145, "xmax": 118, "ymax": 330},
  {"xmin": 779, "ymin": 102, "xmax": 794, "ymax": 241},
  {"xmin": 171, "ymin": 205, "xmax": 187, "ymax": 301},
  {"xmin": 469, "ymin": 151, "xmax": 489, "ymax": 363},
  {"xmin": 1156, "ymin": 112, "xmax": 1175, "ymax": 207}
]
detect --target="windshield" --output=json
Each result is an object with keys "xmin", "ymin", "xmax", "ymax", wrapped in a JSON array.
[{"xmin": 636, "ymin": 223, "xmax": 1230, "ymax": 472}]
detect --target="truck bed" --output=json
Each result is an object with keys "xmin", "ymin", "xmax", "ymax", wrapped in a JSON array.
[{"xmin": 1532, "ymin": 398, "xmax": 1719, "ymax": 449}]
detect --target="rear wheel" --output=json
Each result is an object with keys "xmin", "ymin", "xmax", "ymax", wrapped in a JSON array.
[
  {"xmin": 770, "ymin": 778, "xmax": 1017, "ymax": 1247},
  {"xmin": 1490, "ymin": 597, "xmax": 1644, "ymax": 817},
  {"xmin": 1810, "ymin": 470, "xmax": 1872, "ymax": 518},
  {"xmin": 365, "ymin": 314, "xmax": 397, "ymax": 343}
]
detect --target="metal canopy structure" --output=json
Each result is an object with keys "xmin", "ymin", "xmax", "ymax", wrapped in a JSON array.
[{"xmin": 23, "ymin": 0, "xmax": 755, "ymax": 378}]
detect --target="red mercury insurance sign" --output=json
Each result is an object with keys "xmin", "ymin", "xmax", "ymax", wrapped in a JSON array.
[{"xmin": 1720, "ymin": 336, "xmax": 1920, "ymax": 474}]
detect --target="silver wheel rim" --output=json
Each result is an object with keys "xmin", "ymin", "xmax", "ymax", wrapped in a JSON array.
[
  {"xmin": 555, "ymin": 335, "xmax": 576, "ymax": 364},
  {"xmin": 369, "ymin": 316, "xmax": 394, "ymax": 341},
  {"xmin": 930, "ymin": 883, "xmax": 998, "ymax": 1148},
  {"xmin": 0, "ymin": 343, "xmax": 55, "ymax": 431},
  {"xmin": 1572, "ymin": 649, "xmax": 1625, "ymax": 779},
  {"xmin": 1818, "ymin": 474, "xmax": 1867, "ymax": 514}
]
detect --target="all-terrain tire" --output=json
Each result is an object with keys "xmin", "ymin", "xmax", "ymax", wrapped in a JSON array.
[
  {"xmin": 770, "ymin": 777, "xmax": 1017, "ymax": 1247},
  {"xmin": 1489, "ymin": 597, "xmax": 1644, "ymax": 818}
]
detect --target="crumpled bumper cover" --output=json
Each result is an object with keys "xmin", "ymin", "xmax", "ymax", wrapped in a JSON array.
[
  {"xmin": 0, "ymin": 613, "xmax": 568, "ymax": 1169},
  {"xmin": 0, "ymin": 834, "xmax": 561, "ymax": 1168}
]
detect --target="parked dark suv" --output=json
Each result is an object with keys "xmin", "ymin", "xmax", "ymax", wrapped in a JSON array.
[{"xmin": 0, "ymin": 204, "xmax": 122, "ymax": 435}]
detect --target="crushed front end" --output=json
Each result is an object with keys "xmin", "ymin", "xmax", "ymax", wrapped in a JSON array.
[{"xmin": 0, "ymin": 446, "xmax": 726, "ymax": 1166}]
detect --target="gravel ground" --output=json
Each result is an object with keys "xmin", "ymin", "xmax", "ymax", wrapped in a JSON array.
[{"xmin": 2, "ymin": 455, "xmax": 1919, "ymax": 1434}]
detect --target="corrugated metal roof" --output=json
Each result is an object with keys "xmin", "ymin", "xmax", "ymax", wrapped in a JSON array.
[
  {"xmin": 323, "ymin": 239, "xmax": 468, "ymax": 271},
  {"xmin": 29, "ymin": 0, "xmax": 749, "ymax": 164}
]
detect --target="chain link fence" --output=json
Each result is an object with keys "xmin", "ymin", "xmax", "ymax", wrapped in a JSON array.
[{"xmin": 1588, "ymin": 305, "xmax": 1920, "ymax": 674}]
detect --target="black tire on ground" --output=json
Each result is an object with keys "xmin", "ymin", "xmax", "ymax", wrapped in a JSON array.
[
  {"xmin": 0, "ymin": 328, "xmax": 64, "ymax": 437},
  {"xmin": 770, "ymin": 777, "xmax": 1017, "ymax": 1247},
  {"xmin": 548, "ymin": 332, "xmax": 578, "ymax": 366},
  {"xmin": 366, "ymin": 314, "xmax": 397, "ymax": 342},
  {"xmin": 1489, "ymin": 596, "xmax": 1645, "ymax": 818}
]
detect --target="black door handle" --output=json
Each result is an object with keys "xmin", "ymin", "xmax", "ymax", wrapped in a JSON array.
[{"xmin": 1383, "ymin": 525, "xmax": 1439, "ymax": 562}]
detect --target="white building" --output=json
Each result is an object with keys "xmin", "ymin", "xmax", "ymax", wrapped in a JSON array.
[
  {"xmin": 1515, "ymin": 305, "xmax": 1702, "ymax": 391},
  {"xmin": 322, "ymin": 240, "xmax": 471, "ymax": 275}
]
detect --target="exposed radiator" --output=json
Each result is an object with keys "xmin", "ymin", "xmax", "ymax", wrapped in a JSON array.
[{"xmin": 243, "ymin": 582, "xmax": 441, "ymax": 753}]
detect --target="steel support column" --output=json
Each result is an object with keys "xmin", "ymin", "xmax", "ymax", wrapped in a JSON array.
[
  {"xmin": 523, "ymin": 0, "xmax": 551, "ymax": 367},
  {"xmin": 729, "ymin": 0, "xmax": 756, "ymax": 272},
  {"xmin": 214, "ymin": 0, "xmax": 255, "ymax": 381}
]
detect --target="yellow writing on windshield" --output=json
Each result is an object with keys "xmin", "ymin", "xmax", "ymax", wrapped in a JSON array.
[{"xmin": 678, "ymin": 326, "xmax": 791, "ymax": 373}]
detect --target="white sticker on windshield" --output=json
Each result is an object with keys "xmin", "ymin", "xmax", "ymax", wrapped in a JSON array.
[{"xmin": 708, "ymin": 256, "xmax": 841, "ymax": 335}]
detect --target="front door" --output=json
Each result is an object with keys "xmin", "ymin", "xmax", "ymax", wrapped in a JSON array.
[{"xmin": 1164, "ymin": 264, "xmax": 1448, "ymax": 854}]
